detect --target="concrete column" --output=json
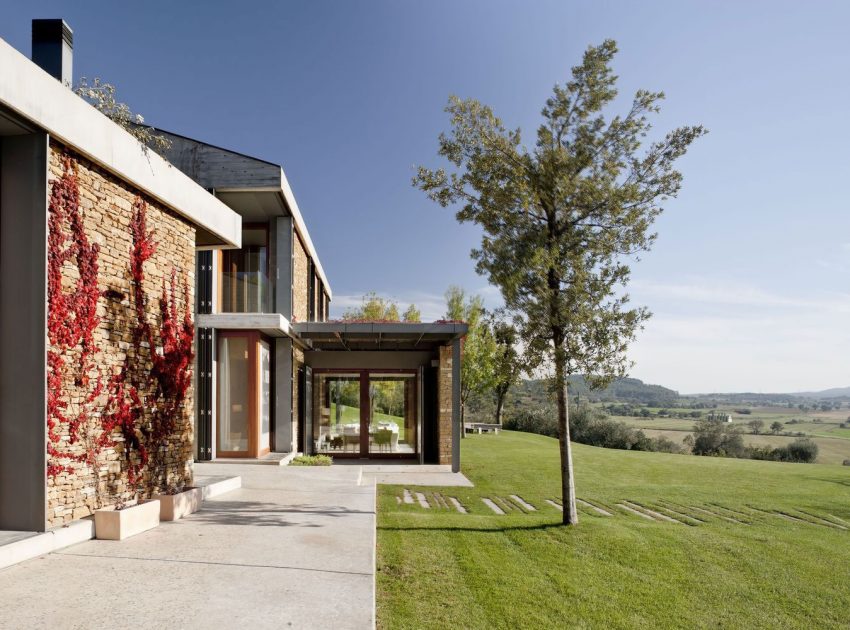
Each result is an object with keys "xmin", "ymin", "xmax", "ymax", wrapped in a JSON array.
[
  {"xmin": 274, "ymin": 216, "xmax": 292, "ymax": 320},
  {"xmin": 452, "ymin": 337, "xmax": 461, "ymax": 473},
  {"xmin": 0, "ymin": 133, "xmax": 49, "ymax": 531},
  {"xmin": 274, "ymin": 337, "xmax": 293, "ymax": 452}
]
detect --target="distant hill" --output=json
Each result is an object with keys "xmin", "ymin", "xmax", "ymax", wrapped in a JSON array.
[
  {"xmin": 791, "ymin": 386, "xmax": 850, "ymax": 400},
  {"xmin": 468, "ymin": 376, "xmax": 680, "ymax": 420}
]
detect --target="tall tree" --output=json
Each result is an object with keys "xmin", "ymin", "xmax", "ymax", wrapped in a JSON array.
[
  {"xmin": 415, "ymin": 40, "xmax": 704, "ymax": 525},
  {"xmin": 490, "ymin": 314, "xmax": 523, "ymax": 425},
  {"xmin": 444, "ymin": 286, "xmax": 496, "ymax": 428}
]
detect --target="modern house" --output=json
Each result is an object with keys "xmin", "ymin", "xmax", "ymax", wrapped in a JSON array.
[
  {"xmin": 155, "ymin": 131, "xmax": 466, "ymax": 468},
  {"xmin": 0, "ymin": 19, "xmax": 464, "ymax": 535}
]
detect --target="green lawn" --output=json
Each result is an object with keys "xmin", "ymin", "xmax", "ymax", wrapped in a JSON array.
[{"xmin": 376, "ymin": 431, "xmax": 850, "ymax": 629}]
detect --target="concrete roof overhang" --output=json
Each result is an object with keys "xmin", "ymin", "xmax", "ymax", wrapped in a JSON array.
[
  {"xmin": 292, "ymin": 322, "xmax": 468, "ymax": 351},
  {"xmin": 0, "ymin": 37, "xmax": 241, "ymax": 249}
]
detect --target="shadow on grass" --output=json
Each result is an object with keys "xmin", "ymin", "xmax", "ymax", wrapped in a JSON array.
[
  {"xmin": 189, "ymin": 500, "xmax": 375, "ymax": 528},
  {"xmin": 378, "ymin": 522, "xmax": 571, "ymax": 534}
]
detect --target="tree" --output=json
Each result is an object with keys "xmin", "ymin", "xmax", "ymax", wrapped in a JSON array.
[
  {"xmin": 343, "ymin": 292, "xmax": 416, "ymax": 322},
  {"xmin": 444, "ymin": 286, "xmax": 497, "ymax": 428},
  {"xmin": 75, "ymin": 77, "xmax": 172, "ymax": 158},
  {"xmin": 770, "ymin": 421, "xmax": 783, "ymax": 435},
  {"xmin": 490, "ymin": 314, "xmax": 523, "ymax": 425},
  {"xmin": 748, "ymin": 419, "xmax": 765, "ymax": 435},
  {"xmin": 402, "ymin": 304, "xmax": 421, "ymax": 322},
  {"xmin": 415, "ymin": 40, "xmax": 705, "ymax": 524}
]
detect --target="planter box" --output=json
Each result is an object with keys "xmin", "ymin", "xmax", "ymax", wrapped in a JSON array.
[
  {"xmin": 94, "ymin": 499, "xmax": 160, "ymax": 541},
  {"xmin": 152, "ymin": 487, "xmax": 202, "ymax": 521}
]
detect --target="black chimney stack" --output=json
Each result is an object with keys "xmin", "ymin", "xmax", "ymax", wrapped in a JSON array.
[{"xmin": 32, "ymin": 19, "xmax": 73, "ymax": 86}]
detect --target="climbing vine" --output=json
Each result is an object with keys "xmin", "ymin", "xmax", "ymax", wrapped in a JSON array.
[
  {"xmin": 46, "ymin": 155, "xmax": 104, "ymax": 479},
  {"xmin": 47, "ymin": 154, "xmax": 195, "ymax": 503}
]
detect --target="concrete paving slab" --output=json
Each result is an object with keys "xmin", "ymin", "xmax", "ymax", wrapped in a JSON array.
[{"xmin": 0, "ymin": 463, "xmax": 376, "ymax": 629}]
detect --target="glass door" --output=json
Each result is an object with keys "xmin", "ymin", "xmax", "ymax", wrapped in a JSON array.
[
  {"xmin": 368, "ymin": 374, "xmax": 416, "ymax": 455},
  {"xmin": 258, "ymin": 339, "xmax": 271, "ymax": 455},
  {"xmin": 217, "ymin": 334, "xmax": 251, "ymax": 457},
  {"xmin": 313, "ymin": 373, "xmax": 362, "ymax": 455},
  {"xmin": 216, "ymin": 331, "xmax": 272, "ymax": 458},
  {"xmin": 312, "ymin": 370, "xmax": 419, "ymax": 458}
]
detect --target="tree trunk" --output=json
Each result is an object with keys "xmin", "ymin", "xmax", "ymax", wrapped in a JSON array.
[
  {"xmin": 555, "ymin": 359, "xmax": 578, "ymax": 525},
  {"xmin": 495, "ymin": 393, "xmax": 505, "ymax": 425}
]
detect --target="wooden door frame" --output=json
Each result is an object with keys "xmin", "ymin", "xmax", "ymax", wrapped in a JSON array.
[
  {"xmin": 311, "ymin": 368, "xmax": 419, "ymax": 459},
  {"xmin": 216, "ymin": 330, "xmax": 266, "ymax": 458}
]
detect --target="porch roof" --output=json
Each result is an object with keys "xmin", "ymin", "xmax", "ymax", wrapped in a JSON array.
[{"xmin": 292, "ymin": 321, "xmax": 468, "ymax": 351}]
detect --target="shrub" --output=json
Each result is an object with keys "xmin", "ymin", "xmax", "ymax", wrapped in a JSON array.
[
  {"xmin": 691, "ymin": 420, "xmax": 746, "ymax": 458},
  {"xmin": 503, "ymin": 408, "xmax": 558, "ymax": 438},
  {"xmin": 780, "ymin": 438, "xmax": 819, "ymax": 463},
  {"xmin": 843, "ymin": 459, "xmax": 850, "ymax": 466},
  {"xmin": 290, "ymin": 454, "xmax": 333, "ymax": 466}
]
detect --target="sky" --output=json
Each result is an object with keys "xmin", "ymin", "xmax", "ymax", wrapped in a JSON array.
[{"xmin": 3, "ymin": 1, "xmax": 849, "ymax": 394}]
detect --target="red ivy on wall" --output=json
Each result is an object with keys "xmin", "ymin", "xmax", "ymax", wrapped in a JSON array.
[
  {"xmin": 47, "ymin": 156, "xmax": 195, "ymax": 498},
  {"xmin": 105, "ymin": 198, "xmax": 194, "ymax": 492},
  {"xmin": 46, "ymin": 156, "xmax": 103, "ymax": 478}
]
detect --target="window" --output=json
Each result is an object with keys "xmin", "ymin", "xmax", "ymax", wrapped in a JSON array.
[
  {"xmin": 220, "ymin": 226, "xmax": 270, "ymax": 313},
  {"xmin": 308, "ymin": 259, "xmax": 316, "ymax": 321}
]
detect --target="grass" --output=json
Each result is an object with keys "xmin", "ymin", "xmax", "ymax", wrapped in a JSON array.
[{"xmin": 376, "ymin": 431, "xmax": 850, "ymax": 629}]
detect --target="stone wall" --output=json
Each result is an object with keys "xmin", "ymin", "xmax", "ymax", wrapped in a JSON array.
[
  {"xmin": 292, "ymin": 232, "xmax": 309, "ymax": 322},
  {"xmin": 437, "ymin": 344, "xmax": 453, "ymax": 465},
  {"xmin": 46, "ymin": 143, "xmax": 196, "ymax": 526}
]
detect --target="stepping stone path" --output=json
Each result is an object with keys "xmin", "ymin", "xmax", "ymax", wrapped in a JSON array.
[
  {"xmin": 576, "ymin": 498, "xmax": 612, "ymax": 516},
  {"xmin": 482, "ymin": 498, "xmax": 506, "ymax": 515},
  {"xmin": 393, "ymin": 491, "xmax": 844, "ymax": 533},
  {"xmin": 621, "ymin": 501, "xmax": 682, "ymax": 524},
  {"xmin": 448, "ymin": 497, "xmax": 467, "ymax": 514},
  {"xmin": 510, "ymin": 495, "xmax": 536, "ymax": 512},
  {"xmin": 616, "ymin": 502, "xmax": 657, "ymax": 521}
]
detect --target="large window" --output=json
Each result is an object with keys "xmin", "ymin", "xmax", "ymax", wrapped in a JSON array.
[
  {"xmin": 220, "ymin": 226, "xmax": 270, "ymax": 313},
  {"xmin": 313, "ymin": 371, "xmax": 417, "ymax": 457}
]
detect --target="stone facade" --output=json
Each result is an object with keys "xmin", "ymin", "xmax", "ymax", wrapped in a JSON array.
[
  {"xmin": 437, "ymin": 344, "xmax": 454, "ymax": 465},
  {"xmin": 46, "ymin": 143, "xmax": 196, "ymax": 527},
  {"xmin": 292, "ymin": 233, "xmax": 309, "ymax": 322}
]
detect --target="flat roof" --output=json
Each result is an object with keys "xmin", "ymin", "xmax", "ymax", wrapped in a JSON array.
[
  {"xmin": 0, "ymin": 37, "xmax": 241, "ymax": 248},
  {"xmin": 293, "ymin": 321, "xmax": 467, "ymax": 351}
]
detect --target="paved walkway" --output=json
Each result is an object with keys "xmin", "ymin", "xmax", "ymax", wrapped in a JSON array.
[{"xmin": 0, "ymin": 464, "xmax": 376, "ymax": 630}]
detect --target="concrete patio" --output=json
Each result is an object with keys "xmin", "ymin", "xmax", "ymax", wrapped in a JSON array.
[{"xmin": 0, "ymin": 463, "xmax": 376, "ymax": 629}]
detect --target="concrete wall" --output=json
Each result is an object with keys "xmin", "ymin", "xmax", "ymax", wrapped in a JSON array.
[
  {"xmin": 0, "ymin": 133, "xmax": 49, "ymax": 531},
  {"xmin": 273, "ymin": 216, "xmax": 292, "ymax": 319}
]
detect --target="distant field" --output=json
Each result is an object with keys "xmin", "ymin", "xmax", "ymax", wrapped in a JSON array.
[{"xmin": 377, "ymin": 431, "xmax": 850, "ymax": 629}]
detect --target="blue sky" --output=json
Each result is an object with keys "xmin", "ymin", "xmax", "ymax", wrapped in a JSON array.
[{"xmin": 3, "ymin": 1, "xmax": 849, "ymax": 393}]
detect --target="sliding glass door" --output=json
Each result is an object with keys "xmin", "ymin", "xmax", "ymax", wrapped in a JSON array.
[{"xmin": 312, "ymin": 370, "xmax": 418, "ymax": 458}]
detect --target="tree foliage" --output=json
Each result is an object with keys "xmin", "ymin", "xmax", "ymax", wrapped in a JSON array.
[
  {"xmin": 445, "ymin": 286, "xmax": 497, "ymax": 424},
  {"xmin": 342, "ymin": 292, "xmax": 421, "ymax": 322},
  {"xmin": 415, "ymin": 40, "xmax": 705, "ymax": 524},
  {"xmin": 75, "ymin": 77, "xmax": 172, "ymax": 158},
  {"xmin": 489, "ymin": 313, "xmax": 523, "ymax": 425}
]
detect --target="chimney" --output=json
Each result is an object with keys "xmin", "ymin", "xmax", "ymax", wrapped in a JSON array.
[{"xmin": 31, "ymin": 19, "xmax": 73, "ymax": 86}]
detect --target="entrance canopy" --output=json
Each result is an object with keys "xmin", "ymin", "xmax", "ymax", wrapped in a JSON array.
[{"xmin": 292, "ymin": 322, "xmax": 467, "ymax": 351}]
